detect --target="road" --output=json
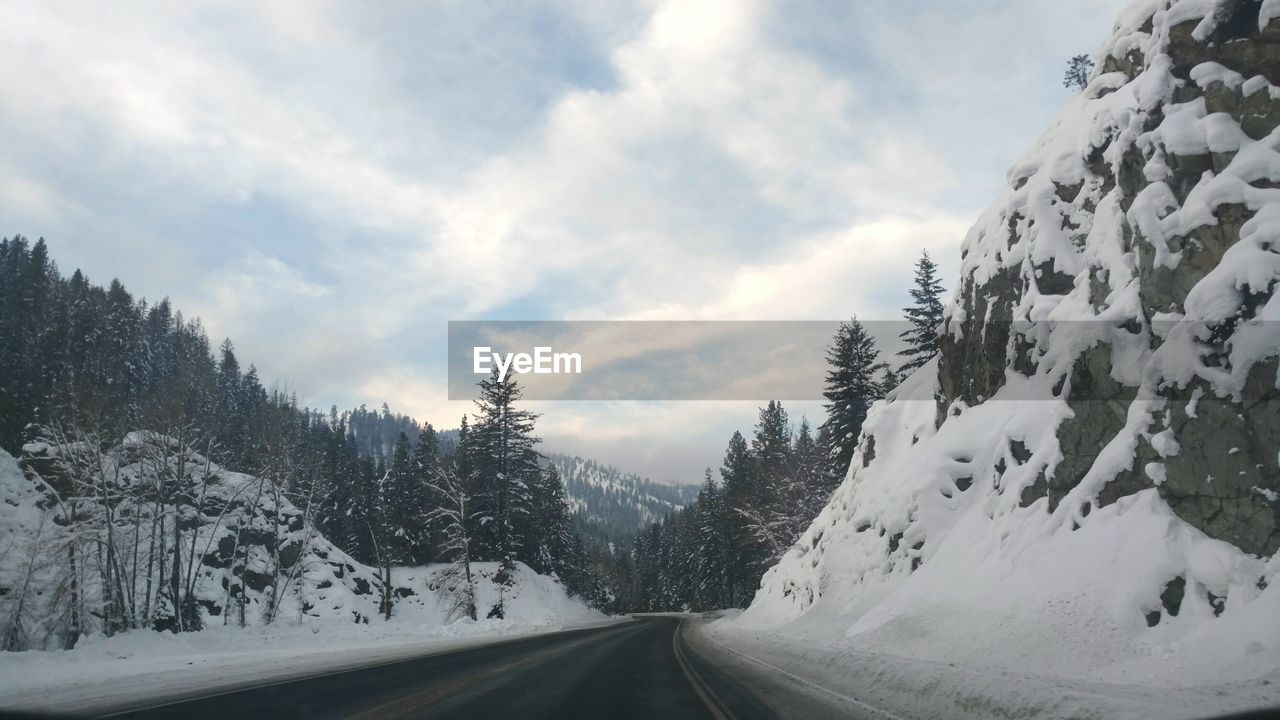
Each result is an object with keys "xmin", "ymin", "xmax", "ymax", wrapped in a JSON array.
[{"xmin": 99, "ymin": 616, "xmax": 816, "ymax": 720}]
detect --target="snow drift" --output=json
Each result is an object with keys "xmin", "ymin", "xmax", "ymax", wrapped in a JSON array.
[{"xmin": 728, "ymin": 0, "xmax": 1280, "ymax": 693}]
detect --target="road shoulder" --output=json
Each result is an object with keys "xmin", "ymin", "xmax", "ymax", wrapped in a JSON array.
[{"xmin": 0, "ymin": 617, "xmax": 632, "ymax": 716}]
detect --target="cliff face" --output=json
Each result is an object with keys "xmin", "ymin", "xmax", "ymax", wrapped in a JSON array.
[
  {"xmin": 938, "ymin": 0, "xmax": 1280, "ymax": 558},
  {"xmin": 733, "ymin": 0, "xmax": 1280, "ymax": 687}
]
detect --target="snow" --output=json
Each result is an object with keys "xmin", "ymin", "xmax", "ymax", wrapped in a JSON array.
[
  {"xmin": 0, "ymin": 615, "xmax": 623, "ymax": 715},
  {"xmin": 696, "ymin": 621, "xmax": 1280, "ymax": 720},
  {"xmin": 711, "ymin": 0, "xmax": 1280, "ymax": 716},
  {"xmin": 391, "ymin": 562, "xmax": 606, "ymax": 627},
  {"xmin": 1261, "ymin": 0, "xmax": 1280, "ymax": 30},
  {"xmin": 0, "ymin": 445, "xmax": 609, "ymax": 713}
]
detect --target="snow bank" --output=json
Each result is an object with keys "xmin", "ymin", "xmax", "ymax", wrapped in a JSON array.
[
  {"xmin": 392, "ymin": 562, "xmax": 606, "ymax": 626},
  {"xmin": 0, "ymin": 614, "xmax": 619, "ymax": 714}
]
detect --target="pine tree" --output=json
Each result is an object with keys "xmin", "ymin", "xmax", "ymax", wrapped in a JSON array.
[
  {"xmin": 216, "ymin": 339, "xmax": 242, "ymax": 460},
  {"xmin": 468, "ymin": 368, "xmax": 540, "ymax": 618},
  {"xmin": 735, "ymin": 401, "xmax": 799, "ymax": 565},
  {"xmin": 717, "ymin": 429, "xmax": 755, "ymax": 607},
  {"xmin": 523, "ymin": 463, "xmax": 573, "ymax": 576},
  {"xmin": 791, "ymin": 417, "xmax": 830, "ymax": 521},
  {"xmin": 878, "ymin": 366, "xmax": 901, "ymax": 396},
  {"xmin": 411, "ymin": 423, "xmax": 440, "ymax": 563},
  {"xmin": 719, "ymin": 431, "xmax": 751, "ymax": 499},
  {"xmin": 381, "ymin": 431, "xmax": 420, "ymax": 562},
  {"xmin": 821, "ymin": 319, "xmax": 882, "ymax": 483},
  {"xmin": 1063, "ymin": 54, "xmax": 1094, "ymax": 91},
  {"xmin": 692, "ymin": 469, "xmax": 730, "ymax": 609},
  {"xmin": 750, "ymin": 401, "xmax": 791, "ymax": 487},
  {"xmin": 897, "ymin": 249, "xmax": 945, "ymax": 375}
]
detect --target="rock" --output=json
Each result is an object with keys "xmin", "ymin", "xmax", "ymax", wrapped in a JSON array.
[
  {"xmin": 937, "ymin": 0, "xmax": 1279, "ymax": 554},
  {"xmin": 1159, "ymin": 363, "xmax": 1280, "ymax": 556},
  {"xmin": 1161, "ymin": 576, "xmax": 1186, "ymax": 617}
]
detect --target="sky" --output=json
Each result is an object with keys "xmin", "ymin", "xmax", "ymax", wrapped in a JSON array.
[{"xmin": 0, "ymin": 0, "xmax": 1130, "ymax": 484}]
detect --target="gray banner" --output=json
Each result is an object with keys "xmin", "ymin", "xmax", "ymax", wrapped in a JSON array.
[{"xmin": 448, "ymin": 320, "xmax": 903, "ymax": 401}]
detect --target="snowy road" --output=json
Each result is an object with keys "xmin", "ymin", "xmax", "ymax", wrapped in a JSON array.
[{"xmin": 93, "ymin": 616, "xmax": 868, "ymax": 720}]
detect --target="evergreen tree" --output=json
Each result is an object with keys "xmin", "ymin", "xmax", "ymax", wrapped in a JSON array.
[
  {"xmin": 791, "ymin": 417, "xmax": 829, "ymax": 521},
  {"xmin": 1063, "ymin": 54, "xmax": 1094, "ymax": 91},
  {"xmin": 821, "ymin": 318, "xmax": 882, "ymax": 483},
  {"xmin": 736, "ymin": 401, "xmax": 798, "ymax": 566},
  {"xmin": 878, "ymin": 366, "xmax": 901, "ymax": 396},
  {"xmin": 719, "ymin": 431, "xmax": 751, "ymax": 498},
  {"xmin": 897, "ymin": 249, "xmax": 946, "ymax": 374},
  {"xmin": 522, "ymin": 463, "xmax": 572, "ymax": 576},
  {"xmin": 411, "ymin": 423, "xmax": 441, "ymax": 563},
  {"xmin": 717, "ymin": 429, "xmax": 755, "ymax": 607},
  {"xmin": 379, "ymin": 431, "xmax": 423, "ymax": 566},
  {"xmin": 468, "ymin": 368, "xmax": 540, "ymax": 618},
  {"xmin": 692, "ymin": 469, "xmax": 730, "ymax": 609}
]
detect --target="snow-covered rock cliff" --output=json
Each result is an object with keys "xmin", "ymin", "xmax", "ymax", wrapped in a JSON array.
[{"xmin": 731, "ymin": 0, "xmax": 1280, "ymax": 691}]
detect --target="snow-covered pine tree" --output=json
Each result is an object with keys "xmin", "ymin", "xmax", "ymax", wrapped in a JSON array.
[
  {"xmin": 523, "ymin": 463, "xmax": 574, "ymax": 577},
  {"xmin": 468, "ymin": 368, "xmax": 540, "ymax": 619},
  {"xmin": 896, "ymin": 249, "xmax": 945, "ymax": 375},
  {"xmin": 878, "ymin": 366, "xmax": 900, "ymax": 396},
  {"xmin": 734, "ymin": 402, "xmax": 799, "ymax": 567},
  {"xmin": 718, "ymin": 430, "xmax": 752, "ymax": 606},
  {"xmin": 692, "ymin": 469, "xmax": 730, "ymax": 609},
  {"xmin": 791, "ymin": 416, "xmax": 831, "ymax": 522},
  {"xmin": 215, "ymin": 339, "xmax": 242, "ymax": 461},
  {"xmin": 411, "ymin": 423, "xmax": 440, "ymax": 563},
  {"xmin": 820, "ymin": 318, "xmax": 882, "ymax": 483}
]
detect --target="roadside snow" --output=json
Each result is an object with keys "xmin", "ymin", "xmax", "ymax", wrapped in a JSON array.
[
  {"xmin": 696, "ymin": 622, "xmax": 1280, "ymax": 720},
  {"xmin": 0, "ymin": 615, "xmax": 623, "ymax": 715}
]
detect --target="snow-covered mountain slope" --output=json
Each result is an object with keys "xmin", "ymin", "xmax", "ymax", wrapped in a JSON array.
[
  {"xmin": 729, "ymin": 0, "xmax": 1280, "ymax": 694},
  {"xmin": 546, "ymin": 453, "xmax": 698, "ymax": 543},
  {"xmin": 0, "ymin": 442, "xmax": 597, "ymax": 650}
]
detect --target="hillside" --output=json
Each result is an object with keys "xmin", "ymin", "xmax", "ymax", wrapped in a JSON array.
[
  {"xmin": 544, "ymin": 453, "xmax": 699, "ymax": 547},
  {"xmin": 716, "ymin": 0, "xmax": 1280, "ymax": 712},
  {"xmin": 0, "ymin": 440, "xmax": 598, "ymax": 651}
]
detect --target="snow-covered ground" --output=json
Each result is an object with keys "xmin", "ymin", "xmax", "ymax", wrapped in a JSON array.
[
  {"xmin": 697, "ymin": 618, "xmax": 1280, "ymax": 720},
  {"xmin": 0, "ymin": 613, "xmax": 622, "ymax": 715}
]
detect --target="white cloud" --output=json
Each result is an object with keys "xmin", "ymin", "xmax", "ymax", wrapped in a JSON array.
[{"xmin": 0, "ymin": 0, "xmax": 1132, "ymax": 480}]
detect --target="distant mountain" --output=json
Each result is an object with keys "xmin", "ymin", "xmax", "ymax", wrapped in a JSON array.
[
  {"xmin": 544, "ymin": 453, "xmax": 699, "ymax": 549},
  {"xmin": 367, "ymin": 421, "xmax": 694, "ymax": 549}
]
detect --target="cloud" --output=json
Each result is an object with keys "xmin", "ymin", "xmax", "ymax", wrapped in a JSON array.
[{"xmin": 0, "ymin": 0, "xmax": 1132, "ymax": 481}]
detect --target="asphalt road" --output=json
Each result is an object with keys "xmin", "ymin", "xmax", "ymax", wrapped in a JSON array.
[{"xmin": 99, "ymin": 616, "xmax": 784, "ymax": 720}]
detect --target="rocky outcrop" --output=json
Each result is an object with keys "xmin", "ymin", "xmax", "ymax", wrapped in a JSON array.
[
  {"xmin": 737, "ymin": 5, "xmax": 1280, "ymax": 690},
  {"xmin": 936, "ymin": 0, "xmax": 1280, "ymax": 556}
]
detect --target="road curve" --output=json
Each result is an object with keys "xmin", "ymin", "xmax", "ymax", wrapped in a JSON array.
[{"xmin": 99, "ymin": 616, "xmax": 779, "ymax": 720}]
